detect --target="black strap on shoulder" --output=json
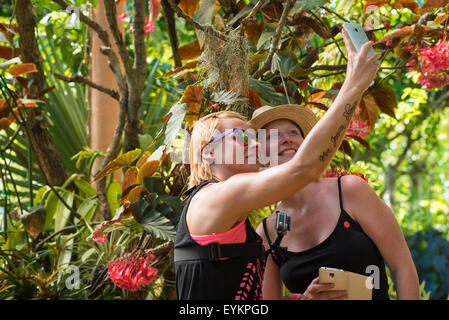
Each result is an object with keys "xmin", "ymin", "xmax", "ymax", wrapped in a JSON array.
[
  {"xmin": 174, "ymin": 242, "xmax": 265, "ymax": 262},
  {"xmin": 261, "ymin": 213, "xmax": 287, "ymax": 266},
  {"xmin": 262, "ymin": 218, "xmax": 273, "ymax": 247},
  {"xmin": 337, "ymin": 176, "xmax": 344, "ymax": 211},
  {"xmin": 182, "ymin": 179, "xmax": 218, "ymax": 201}
]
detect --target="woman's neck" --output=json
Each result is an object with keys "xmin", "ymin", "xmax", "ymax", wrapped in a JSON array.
[{"xmin": 278, "ymin": 178, "xmax": 321, "ymax": 212}]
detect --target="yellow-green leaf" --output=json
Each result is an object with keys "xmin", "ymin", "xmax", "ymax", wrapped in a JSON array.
[
  {"xmin": 94, "ymin": 149, "xmax": 141, "ymax": 181},
  {"xmin": 7, "ymin": 63, "xmax": 37, "ymax": 76},
  {"xmin": 137, "ymin": 160, "xmax": 160, "ymax": 184}
]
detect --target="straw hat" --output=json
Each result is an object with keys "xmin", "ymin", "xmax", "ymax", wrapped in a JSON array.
[{"xmin": 248, "ymin": 104, "xmax": 318, "ymax": 136}]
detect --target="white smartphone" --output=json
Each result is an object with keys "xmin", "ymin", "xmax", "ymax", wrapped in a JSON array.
[{"xmin": 342, "ymin": 23, "xmax": 376, "ymax": 58}]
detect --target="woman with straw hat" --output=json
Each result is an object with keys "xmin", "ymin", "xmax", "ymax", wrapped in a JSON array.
[
  {"xmin": 250, "ymin": 103, "xmax": 419, "ymax": 300},
  {"xmin": 175, "ymin": 29, "xmax": 382, "ymax": 300}
]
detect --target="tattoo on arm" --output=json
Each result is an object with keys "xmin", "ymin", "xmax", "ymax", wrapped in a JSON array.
[
  {"xmin": 343, "ymin": 101, "xmax": 357, "ymax": 121},
  {"xmin": 330, "ymin": 124, "xmax": 345, "ymax": 148},
  {"xmin": 319, "ymin": 100, "xmax": 358, "ymax": 162}
]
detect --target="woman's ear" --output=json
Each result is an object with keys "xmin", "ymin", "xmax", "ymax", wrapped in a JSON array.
[{"xmin": 201, "ymin": 144, "xmax": 215, "ymax": 165}]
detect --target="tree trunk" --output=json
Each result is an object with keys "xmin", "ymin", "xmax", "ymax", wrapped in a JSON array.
[
  {"xmin": 15, "ymin": 0, "xmax": 69, "ymax": 187},
  {"xmin": 90, "ymin": 0, "xmax": 124, "ymax": 178},
  {"xmin": 90, "ymin": 1, "xmax": 125, "ymax": 220}
]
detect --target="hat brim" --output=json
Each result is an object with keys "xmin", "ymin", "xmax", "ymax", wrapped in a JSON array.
[{"xmin": 248, "ymin": 104, "xmax": 318, "ymax": 136}]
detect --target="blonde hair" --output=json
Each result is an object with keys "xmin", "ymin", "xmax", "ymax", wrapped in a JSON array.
[{"xmin": 189, "ymin": 111, "xmax": 247, "ymax": 188}]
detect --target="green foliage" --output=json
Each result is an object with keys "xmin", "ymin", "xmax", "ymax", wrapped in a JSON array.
[
  {"xmin": 386, "ymin": 267, "xmax": 431, "ymax": 300},
  {"xmin": 406, "ymin": 229, "xmax": 449, "ymax": 299},
  {"xmin": 2, "ymin": 0, "xmax": 449, "ymax": 300}
]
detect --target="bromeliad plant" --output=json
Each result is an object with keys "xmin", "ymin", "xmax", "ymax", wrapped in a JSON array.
[
  {"xmin": 91, "ymin": 149, "xmax": 183, "ymax": 244},
  {"xmin": 89, "ymin": 148, "xmax": 184, "ymax": 296}
]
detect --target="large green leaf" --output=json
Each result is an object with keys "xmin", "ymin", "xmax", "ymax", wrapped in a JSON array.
[
  {"xmin": 130, "ymin": 197, "xmax": 176, "ymax": 241},
  {"xmin": 249, "ymin": 78, "xmax": 289, "ymax": 105},
  {"xmin": 75, "ymin": 198, "xmax": 98, "ymax": 224},
  {"xmin": 163, "ymin": 102, "xmax": 188, "ymax": 153},
  {"xmin": 158, "ymin": 194, "xmax": 183, "ymax": 225},
  {"xmin": 0, "ymin": 126, "xmax": 45, "ymax": 209},
  {"xmin": 142, "ymin": 177, "xmax": 165, "ymax": 194},
  {"xmin": 54, "ymin": 190, "xmax": 75, "ymax": 232},
  {"xmin": 106, "ymin": 180, "xmax": 122, "ymax": 216},
  {"xmin": 141, "ymin": 177, "xmax": 183, "ymax": 225},
  {"xmin": 57, "ymin": 235, "xmax": 74, "ymax": 269}
]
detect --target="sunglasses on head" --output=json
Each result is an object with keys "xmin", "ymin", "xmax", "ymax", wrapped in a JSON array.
[{"xmin": 202, "ymin": 128, "xmax": 257, "ymax": 152}]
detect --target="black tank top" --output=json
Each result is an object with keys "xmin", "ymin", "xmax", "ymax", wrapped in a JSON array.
[
  {"xmin": 175, "ymin": 179, "xmax": 265, "ymax": 300},
  {"xmin": 263, "ymin": 176, "xmax": 389, "ymax": 300}
]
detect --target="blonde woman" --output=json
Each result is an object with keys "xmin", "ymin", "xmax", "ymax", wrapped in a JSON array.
[{"xmin": 174, "ymin": 29, "xmax": 382, "ymax": 300}]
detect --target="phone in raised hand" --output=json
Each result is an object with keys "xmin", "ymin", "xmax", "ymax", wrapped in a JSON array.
[{"xmin": 342, "ymin": 23, "xmax": 376, "ymax": 57}]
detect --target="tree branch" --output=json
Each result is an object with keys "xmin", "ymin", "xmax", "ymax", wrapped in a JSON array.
[
  {"xmin": 102, "ymin": 89, "xmax": 128, "ymax": 168},
  {"xmin": 54, "ymin": 73, "xmax": 120, "ymax": 101},
  {"xmin": 320, "ymin": 6, "xmax": 350, "ymax": 23},
  {"xmin": 310, "ymin": 64, "xmax": 347, "ymax": 71},
  {"xmin": 35, "ymin": 222, "xmax": 99, "ymax": 252},
  {"xmin": 51, "ymin": 0, "xmax": 125, "ymax": 86},
  {"xmin": 145, "ymin": 241, "xmax": 173, "ymax": 256},
  {"xmin": 162, "ymin": 0, "xmax": 182, "ymax": 68},
  {"xmin": 167, "ymin": 0, "xmax": 228, "ymax": 41},
  {"xmin": 132, "ymin": 0, "xmax": 147, "ymax": 83},
  {"xmin": 252, "ymin": 0, "xmax": 296, "ymax": 79},
  {"xmin": 93, "ymin": 88, "xmax": 129, "ymax": 220},
  {"xmin": 103, "ymin": 0, "xmax": 133, "ymax": 79},
  {"xmin": 240, "ymin": 0, "xmax": 265, "ymax": 28}
]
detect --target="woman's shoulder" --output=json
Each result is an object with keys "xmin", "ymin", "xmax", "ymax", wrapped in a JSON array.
[{"xmin": 339, "ymin": 174, "xmax": 372, "ymax": 195}]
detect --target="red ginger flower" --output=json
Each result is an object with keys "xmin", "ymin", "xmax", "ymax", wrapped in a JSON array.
[
  {"xmin": 89, "ymin": 220, "xmax": 116, "ymax": 244},
  {"xmin": 107, "ymin": 253, "xmax": 158, "ymax": 291}
]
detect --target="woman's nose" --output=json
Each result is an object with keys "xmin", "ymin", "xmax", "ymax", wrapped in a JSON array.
[
  {"xmin": 279, "ymin": 132, "xmax": 293, "ymax": 144},
  {"xmin": 248, "ymin": 136, "xmax": 260, "ymax": 150}
]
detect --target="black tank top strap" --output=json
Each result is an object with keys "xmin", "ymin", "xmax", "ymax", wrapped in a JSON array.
[
  {"xmin": 337, "ymin": 176, "xmax": 344, "ymax": 211},
  {"xmin": 261, "ymin": 217, "xmax": 284, "ymax": 266},
  {"xmin": 183, "ymin": 179, "xmax": 218, "ymax": 200},
  {"xmin": 262, "ymin": 218, "xmax": 273, "ymax": 246}
]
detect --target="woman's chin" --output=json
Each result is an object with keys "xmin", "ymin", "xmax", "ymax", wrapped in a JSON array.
[{"xmin": 279, "ymin": 153, "xmax": 295, "ymax": 163}]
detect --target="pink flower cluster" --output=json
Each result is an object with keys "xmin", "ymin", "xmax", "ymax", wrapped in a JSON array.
[
  {"xmin": 324, "ymin": 167, "xmax": 369, "ymax": 183},
  {"xmin": 406, "ymin": 39, "xmax": 449, "ymax": 90},
  {"xmin": 346, "ymin": 119, "xmax": 371, "ymax": 139},
  {"xmin": 108, "ymin": 253, "xmax": 158, "ymax": 291}
]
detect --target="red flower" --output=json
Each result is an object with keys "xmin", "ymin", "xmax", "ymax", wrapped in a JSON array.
[
  {"xmin": 107, "ymin": 253, "xmax": 158, "ymax": 291},
  {"xmin": 416, "ymin": 39, "xmax": 449, "ymax": 90},
  {"xmin": 419, "ymin": 39, "xmax": 449, "ymax": 72},
  {"xmin": 118, "ymin": 13, "xmax": 127, "ymax": 21},
  {"xmin": 324, "ymin": 167, "xmax": 369, "ymax": 183},
  {"xmin": 89, "ymin": 220, "xmax": 116, "ymax": 244},
  {"xmin": 417, "ymin": 71, "xmax": 449, "ymax": 90},
  {"xmin": 346, "ymin": 119, "xmax": 371, "ymax": 139},
  {"xmin": 144, "ymin": 18, "xmax": 155, "ymax": 36}
]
